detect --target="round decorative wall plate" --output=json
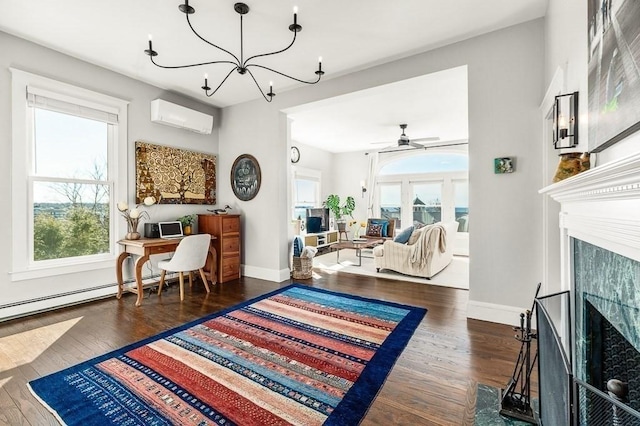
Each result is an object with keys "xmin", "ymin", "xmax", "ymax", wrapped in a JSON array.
[{"xmin": 231, "ymin": 154, "xmax": 261, "ymax": 201}]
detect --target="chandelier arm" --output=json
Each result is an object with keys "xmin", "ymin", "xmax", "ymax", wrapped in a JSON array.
[
  {"xmin": 246, "ymin": 68, "xmax": 274, "ymax": 103},
  {"xmin": 246, "ymin": 63, "xmax": 322, "ymax": 85},
  {"xmin": 243, "ymin": 31, "xmax": 297, "ymax": 67},
  {"xmin": 186, "ymin": 13, "xmax": 241, "ymax": 65},
  {"xmin": 205, "ymin": 67, "xmax": 238, "ymax": 97},
  {"xmin": 150, "ymin": 56, "xmax": 237, "ymax": 69}
]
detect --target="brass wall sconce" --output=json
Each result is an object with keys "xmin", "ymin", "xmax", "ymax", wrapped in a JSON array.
[{"xmin": 553, "ymin": 92, "xmax": 578, "ymax": 149}]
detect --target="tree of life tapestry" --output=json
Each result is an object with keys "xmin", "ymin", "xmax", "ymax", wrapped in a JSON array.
[{"xmin": 135, "ymin": 141, "xmax": 216, "ymax": 205}]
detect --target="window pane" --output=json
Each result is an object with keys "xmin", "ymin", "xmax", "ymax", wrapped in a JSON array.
[
  {"xmin": 380, "ymin": 184, "xmax": 402, "ymax": 228},
  {"xmin": 293, "ymin": 205, "xmax": 313, "ymax": 222},
  {"xmin": 34, "ymin": 109, "xmax": 108, "ymax": 179},
  {"xmin": 33, "ymin": 181, "xmax": 110, "ymax": 261},
  {"xmin": 294, "ymin": 179, "xmax": 317, "ymax": 204},
  {"xmin": 413, "ymin": 182, "xmax": 442, "ymax": 225},
  {"xmin": 454, "ymin": 181, "xmax": 469, "ymax": 232},
  {"xmin": 293, "ymin": 178, "xmax": 319, "ymax": 220}
]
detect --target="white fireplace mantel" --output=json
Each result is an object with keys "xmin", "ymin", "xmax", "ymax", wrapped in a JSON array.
[{"xmin": 540, "ymin": 151, "xmax": 640, "ymax": 279}]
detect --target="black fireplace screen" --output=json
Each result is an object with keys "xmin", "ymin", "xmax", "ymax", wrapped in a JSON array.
[{"xmin": 536, "ymin": 291, "xmax": 573, "ymax": 425}]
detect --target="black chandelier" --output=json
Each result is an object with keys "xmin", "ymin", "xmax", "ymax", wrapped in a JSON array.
[{"xmin": 144, "ymin": 1, "xmax": 324, "ymax": 102}]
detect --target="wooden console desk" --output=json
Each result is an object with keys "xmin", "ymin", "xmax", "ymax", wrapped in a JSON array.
[{"xmin": 116, "ymin": 236, "xmax": 217, "ymax": 307}]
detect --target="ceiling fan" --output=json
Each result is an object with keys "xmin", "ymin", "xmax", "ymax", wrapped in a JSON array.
[{"xmin": 372, "ymin": 124, "xmax": 440, "ymax": 152}]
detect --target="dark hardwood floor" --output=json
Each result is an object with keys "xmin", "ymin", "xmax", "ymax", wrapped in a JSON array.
[{"xmin": 0, "ymin": 269, "xmax": 535, "ymax": 425}]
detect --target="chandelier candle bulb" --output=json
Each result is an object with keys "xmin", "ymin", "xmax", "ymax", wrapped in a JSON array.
[
  {"xmin": 267, "ymin": 81, "xmax": 275, "ymax": 98},
  {"xmin": 145, "ymin": 34, "xmax": 157, "ymax": 57},
  {"xmin": 202, "ymin": 73, "xmax": 210, "ymax": 91}
]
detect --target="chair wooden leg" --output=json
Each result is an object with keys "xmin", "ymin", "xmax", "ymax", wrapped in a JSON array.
[
  {"xmin": 179, "ymin": 272, "xmax": 185, "ymax": 301},
  {"xmin": 198, "ymin": 268, "xmax": 210, "ymax": 293},
  {"xmin": 189, "ymin": 271, "xmax": 193, "ymax": 288},
  {"xmin": 157, "ymin": 270, "xmax": 167, "ymax": 295}
]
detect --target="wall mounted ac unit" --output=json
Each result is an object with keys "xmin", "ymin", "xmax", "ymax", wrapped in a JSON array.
[{"xmin": 150, "ymin": 99, "xmax": 214, "ymax": 134}]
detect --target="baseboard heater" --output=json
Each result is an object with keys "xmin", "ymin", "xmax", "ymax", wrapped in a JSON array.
[{"xmin": 0, "ymin": 272, "xmax": 178, "ymax": 322}]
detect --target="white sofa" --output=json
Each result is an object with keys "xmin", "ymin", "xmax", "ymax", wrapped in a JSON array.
[{"xmin": 373, "ymin": 221, "xmax": 457, "ymax": 279}]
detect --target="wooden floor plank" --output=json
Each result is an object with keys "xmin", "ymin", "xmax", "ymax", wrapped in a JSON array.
[{"xmin": 0, "ymin": 269, "xmax": 534, "ymax": 425}]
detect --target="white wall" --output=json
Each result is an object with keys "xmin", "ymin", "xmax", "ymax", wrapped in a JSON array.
[
  {"xmin": 0, "ymin": 31, "xmax": 220, "ymax": 319},
  {"xmin": 329, "ymin": 151, "xmax": 370, "ymax": 222},
  {"xmin": 545, "ymin": 0, "xmax": 640, "ymax": 164},
  {"xmin": 290, "ymin": 140, "xmax": 334, "ymax": 202},
  {"xmin": 221, "ymin": 19, "xmax": 545, "ymax": 324}
]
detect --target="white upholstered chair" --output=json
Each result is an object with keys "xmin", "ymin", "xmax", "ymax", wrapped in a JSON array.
[
  {"xmin": 373, "ymin": 222, "xmax": 458, "ymax": 279},
  {"xmin": 157, "ymin": 234, "xmax": 211, "ymax": 301}
]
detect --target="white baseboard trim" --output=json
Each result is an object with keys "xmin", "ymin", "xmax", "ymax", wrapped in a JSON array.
[
  {"xmin": 241, "ymin": 265, "xmax": 290, "ymax": 283},
  {"xmin": 467, "ymin": 300, "xmax": 534, "ymax": 326},
  {"xmin": 0, "ymin": 285, "xmax": 118, "ymax": 322}
]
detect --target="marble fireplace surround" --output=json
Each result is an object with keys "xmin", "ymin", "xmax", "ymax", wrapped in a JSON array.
[{"xmin": 540, "ymin": 151, "xmax": 640, "ymax": 383}]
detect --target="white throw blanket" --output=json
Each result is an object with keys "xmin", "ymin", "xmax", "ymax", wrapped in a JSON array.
[{"xmin": 409, "ymin": 224, "xmax": 447, "ymax": 268}]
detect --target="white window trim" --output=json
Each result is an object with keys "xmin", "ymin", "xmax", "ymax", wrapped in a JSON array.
[{"xmin": 10, "ymin": 68, "xmax": 129, "ymax": 281}]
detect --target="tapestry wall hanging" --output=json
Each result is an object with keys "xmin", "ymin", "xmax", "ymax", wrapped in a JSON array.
[
  {"xmin": 135, "ymin": 141, "xmax": 216, "ymax": 205},
  {"xmin": 231, "ymin": 154, "xmax": 261, "ymax": 201},
  {"xmin": 587, "ymin": 1, "xmax": 640, "ymax": 152}
]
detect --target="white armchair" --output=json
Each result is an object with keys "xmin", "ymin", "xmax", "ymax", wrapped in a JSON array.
[{"xmin": 373, "ymin": 222, "xmax": 457, "ymax": 279}]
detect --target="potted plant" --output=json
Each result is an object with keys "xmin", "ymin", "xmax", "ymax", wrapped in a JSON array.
[
  {"xmin": 324, "ymin": 194, "xmax": 355, "ymax": 231},
  {"xmin": 177, "ymin": 214, "xmax": 196, "ymax": 235}
]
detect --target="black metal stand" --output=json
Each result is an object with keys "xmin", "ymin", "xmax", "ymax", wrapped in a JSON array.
[{"xmin": 499, "ymin": 283, "xmax": 540, "ymax": 424}]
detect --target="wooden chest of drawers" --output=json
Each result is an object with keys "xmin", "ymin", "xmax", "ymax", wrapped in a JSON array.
[{"xmin": 198, "ymin": 214, "xmax": 241, "ymax": 283}]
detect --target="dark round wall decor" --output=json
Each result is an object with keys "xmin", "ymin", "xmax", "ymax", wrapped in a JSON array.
[{"xmin": 231, "ymin": 154, "xmax": 261, "ymax": 201}]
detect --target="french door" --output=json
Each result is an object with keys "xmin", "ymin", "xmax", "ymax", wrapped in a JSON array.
[{"xmin": 377, "ymin": 172, "xmax": 468, "ymax": 255}]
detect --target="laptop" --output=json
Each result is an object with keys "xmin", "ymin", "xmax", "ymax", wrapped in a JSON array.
[{"xmin": 158, "ymin": 221, "xmax": 184, "ymax": 239}]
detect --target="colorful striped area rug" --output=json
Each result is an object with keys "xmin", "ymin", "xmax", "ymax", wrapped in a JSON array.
[{"xmin": 28, "ymin": 284, "xmax": 426, "ymax": 425}]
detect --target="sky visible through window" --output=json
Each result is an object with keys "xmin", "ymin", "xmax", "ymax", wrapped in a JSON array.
[
  {"xmin": 379, "ymin": 153, "xmax": 469, "ymax": 208},
  {"xmin": 34, "ymin": 109, "xmax": 108, "ymax": 203}
]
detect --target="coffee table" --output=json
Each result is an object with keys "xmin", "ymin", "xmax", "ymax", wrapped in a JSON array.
[{"xmin": 331, "ymin": 239, "xmax": 384, "ymax": 266}]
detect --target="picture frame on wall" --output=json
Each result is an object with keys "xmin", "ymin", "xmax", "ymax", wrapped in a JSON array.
[
  {"xmin": 231, "ymin": 154, "xmax": 261, "ymax": 201},
  {"xmin": 135, "ymin": 141, "xmax": 216, "ymax": 205},
  {"xmin": 587, "ymin": 0, "xmax": 640, "ymax": 152},
  {"xmin": 494, "ymin": 157, "xmax": 514, "ymax": 174}
]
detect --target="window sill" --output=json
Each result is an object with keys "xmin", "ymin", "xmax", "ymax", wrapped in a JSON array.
[{"xmin": 10, "ymin": 257, "xmax": 116, "ymax": 282}]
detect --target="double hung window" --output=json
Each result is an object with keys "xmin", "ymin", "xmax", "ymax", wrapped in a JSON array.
[
  {"xmin": 291, "ymin": 167, "xmax": 321, "ymax": 222},
  {"xmin": 11, "ymin": 69, "xmax": 128, "ymax": 280}
]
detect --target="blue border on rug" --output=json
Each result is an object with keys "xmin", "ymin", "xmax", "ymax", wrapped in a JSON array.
[{"xmin": 29, "ymin": 283, "xmax": 427, "ymax": 425}]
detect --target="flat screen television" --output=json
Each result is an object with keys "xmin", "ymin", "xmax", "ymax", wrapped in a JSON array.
[{"xmin": 306, "ymin": 207, "xmax": 330, "ymax": 233}]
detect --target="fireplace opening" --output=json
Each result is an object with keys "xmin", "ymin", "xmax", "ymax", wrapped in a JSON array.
[
  {"xmin": 586, "ymin": 301, "xmax": 640, "ymax": 408},
  {"xmin": 584, "ymin": 301, "xmax": 640, "ymax": 419}
]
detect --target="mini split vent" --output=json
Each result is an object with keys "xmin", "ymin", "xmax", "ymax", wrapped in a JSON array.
[{"xmin": 150, "ymin": 99, "xmax": 214, "ymax": 134}]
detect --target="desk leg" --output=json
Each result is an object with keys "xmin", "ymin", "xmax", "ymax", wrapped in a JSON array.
[
  {"xmin": 134, "ymin": 254, "xmax": 150, "ymax": 307},
  {"xmin": 116, "ymin": 252, "xmax": 129, "ymax": 299}
]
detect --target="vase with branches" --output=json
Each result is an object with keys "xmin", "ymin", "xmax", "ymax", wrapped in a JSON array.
[{"xmin": 117, "ymin": 196, "xmax": 156, "ymax": 239}]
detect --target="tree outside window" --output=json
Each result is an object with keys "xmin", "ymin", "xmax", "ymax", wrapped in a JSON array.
[{"xmin": 31, "ymin": 108, "xmax": 111, "ymax": 261}]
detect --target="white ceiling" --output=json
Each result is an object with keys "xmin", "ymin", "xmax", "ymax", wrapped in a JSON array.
[
  {"xmin": 286, "ymin": 66, "xmax": 470, "ymax": 153},
  {"xmin": 0, "ymin": 0, "xmax": 547, "ymax": 151}
]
